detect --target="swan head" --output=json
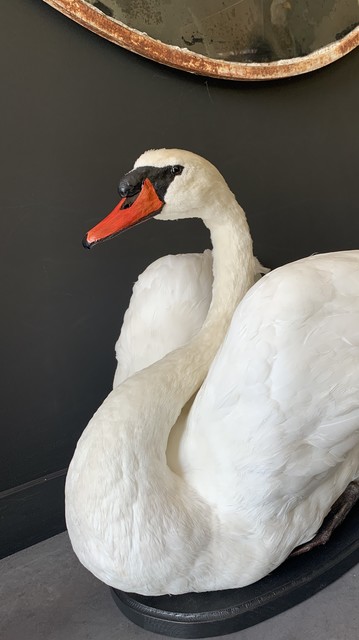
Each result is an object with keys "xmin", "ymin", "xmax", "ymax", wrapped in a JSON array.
[{"xmin": 83, "ymin": 149, "xmax": 234, "ymax": 248}]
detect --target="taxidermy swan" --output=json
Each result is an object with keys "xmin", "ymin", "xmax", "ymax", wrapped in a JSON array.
[{"xmin": 66, "ymin": 149, "xmax": 359, "ymax": 596}]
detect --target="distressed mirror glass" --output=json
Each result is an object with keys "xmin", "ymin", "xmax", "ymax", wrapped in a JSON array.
[{"xmin": 44, "ymin": 1, "xmax": 358, "ymax": 79}]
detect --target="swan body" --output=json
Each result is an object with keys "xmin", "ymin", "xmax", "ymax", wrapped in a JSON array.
[{"xmin": 66, "ymin": 149, "xmax": 359, "ymax": 595}]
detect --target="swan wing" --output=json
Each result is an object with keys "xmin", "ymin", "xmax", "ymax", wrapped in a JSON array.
[
  {"xmin": 114, "ymin": 252, "xmax": 267, "ymax": 387},
  {"xmin": 113, "ymin": 250, "xmax": 213, "ymax": 386},
  {"xmin": 182, "ymin": 251, "xmax": 359, "ymax": 546}
]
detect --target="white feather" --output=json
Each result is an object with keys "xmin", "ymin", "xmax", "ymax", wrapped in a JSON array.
[{"xmin": 113, "ymin": 250, "xmax": 213, "ymax": 387}]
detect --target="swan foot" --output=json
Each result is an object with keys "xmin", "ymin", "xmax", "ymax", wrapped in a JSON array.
[{"xmin": 291, "ymin": 480, "xmax": 359, "ymax": 557}]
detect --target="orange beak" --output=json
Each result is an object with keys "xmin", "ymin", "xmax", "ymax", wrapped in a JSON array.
[{"xmin": 83, "ymin": 178, "xmax": 164, "ymax": 248}]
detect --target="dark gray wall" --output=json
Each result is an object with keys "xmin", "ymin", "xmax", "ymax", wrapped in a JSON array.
[{"xmin": 1, "ymin": 0, "xmax": 358, "ymax": 556}]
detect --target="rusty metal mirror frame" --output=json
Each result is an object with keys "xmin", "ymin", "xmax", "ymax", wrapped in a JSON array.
[{"xmin": 44, "ymin": 0, "xmax": 359, "ymax": 80}]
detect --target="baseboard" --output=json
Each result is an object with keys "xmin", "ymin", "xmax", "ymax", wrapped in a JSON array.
[{"xmin": 0, "ymin": 469, "xmax": 67, "ymax": 559}]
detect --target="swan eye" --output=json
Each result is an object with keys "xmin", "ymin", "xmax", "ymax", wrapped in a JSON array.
[{"xmin": 171, "ymin": 165, "xmax": 183, "ymax": 176}]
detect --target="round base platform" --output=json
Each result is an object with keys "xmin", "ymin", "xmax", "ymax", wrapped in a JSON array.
[{"xmin": 111, "ymin": 501, "xmax": 359, "ymax": 638}]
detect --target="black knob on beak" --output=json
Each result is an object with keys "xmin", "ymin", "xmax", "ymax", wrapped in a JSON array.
[{"xmin": 119, "ymin": 183, "xmax": 129, "ymax": 198}]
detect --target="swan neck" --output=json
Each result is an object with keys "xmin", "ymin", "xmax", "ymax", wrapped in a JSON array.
[
  {"xmin": 158, "ymin": 202, "xmax": 254, "ymax": 413},
  {"xmin": 204, "ymin": 205, "xmax": 254, "ymax": 338}
]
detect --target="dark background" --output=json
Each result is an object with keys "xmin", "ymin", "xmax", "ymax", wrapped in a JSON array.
[{"xmin": 0, "ymin": 0, "xmax": 358, "ymax": 557}]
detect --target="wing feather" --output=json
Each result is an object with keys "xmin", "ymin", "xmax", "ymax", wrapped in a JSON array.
[
  {"xmin": 179, "ymin": 252, "xmax": 359, "ymax": 543},
  {"xmin": 113, "ymin": 251, "xmax": 213, "ymax": 387}
]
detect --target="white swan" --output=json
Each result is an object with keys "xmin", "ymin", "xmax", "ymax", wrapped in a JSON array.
[{"xmin": 66, "ymin": 149, "xmax": 359, "ymax": 596}]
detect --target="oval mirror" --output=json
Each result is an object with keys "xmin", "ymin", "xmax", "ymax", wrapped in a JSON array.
[{"xmin": 44, "ymin": 1, "xmax": 358, "ymax": 80}]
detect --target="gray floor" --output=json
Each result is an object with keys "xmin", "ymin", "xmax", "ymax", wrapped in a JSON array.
[{"xmin": 0, "ymin": 533, "xmax": 358, "ymax": 640}]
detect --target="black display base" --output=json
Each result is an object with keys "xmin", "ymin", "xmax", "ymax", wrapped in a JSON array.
[{"xmin": 111, "ymin": 501, "xmax": 359, "ymax": 638}]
